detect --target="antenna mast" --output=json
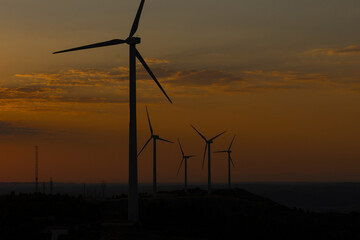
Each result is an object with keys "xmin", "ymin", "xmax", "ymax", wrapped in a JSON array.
[
  {"xmin": 50, "ymin": 178, "xmax": 53, "ymax": 195},
  {"xmin": 35, "ymin": 145, "xmax": 38, "ymax": 193}
]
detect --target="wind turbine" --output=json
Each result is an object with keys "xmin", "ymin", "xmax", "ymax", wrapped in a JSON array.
[
  {"xmin": 53, "ymin": 0, "xmax": 172, "ymax": 222},
  {"xmin": 214, "ymin": 135, "xmax": 236, "ymax": 189},
  {"xmin": 138, "ymin": 106, "xmax": 173, "ymax": 197},
  {"xmin": 191, "ymin": 125, "xmax": 225, "ymax": 194},
  {"xmin": 177, "ymin": 139, "xmax": 195, "ymax": 193}
]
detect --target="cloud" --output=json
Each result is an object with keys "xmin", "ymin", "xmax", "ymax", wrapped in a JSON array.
[
  {"xmin": 209, "ymin": 70, "xmax": 333, "ymax": 93},
  {"xmin": 144, "ymin": 58, "xmax": 170, "ymax": 64},
  {"xmin": 3, "ymin": 61, "xmax": 358, "ymax": 113},
  {"xmin": 0, "ymin": 86, "xmax": 65, "ymax": 100},
  {"xmin": 222, "ymin": 84, "xmax": 305, "ymax": 93},
  {"xmin": 243, "ymin": 70, "xmax": 329, "ymax": 82},
  {"xmin": 15, "ymin": 67, "xmax": 129, "ymax": 87},
  {"xmin": 330, "ymin": 45, "xmax": 360, "ymax": 55},
  {"xmin": 0, "ymin": 121, "xmax": 42, "ymax": 136},
  {"xmin": 306, "ymin": 45, "xmax": 360, "ymax": 56},
  {"xmin": 11, "ymin": 67, "xmax": 243, "ymax": 106},
  {"xmin": 164, "ymin": 69, "xmax": 242, "ymax": 87}
]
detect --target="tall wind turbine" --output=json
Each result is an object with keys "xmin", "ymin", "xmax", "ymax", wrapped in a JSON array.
[
  {"xmin": 191, "ymin": 125, "xmax": 225, "ymax": 194},
  {"xmin": 177, "ymin": 139, "xmax": 195, "ymax": 193},
  {"xmin": 214, "ymin": 135, "xmax": 236, "ymax": 189},
  {"xmin": 138, "ymin": 106, "xmax": 173, "ymax": 197},
  {"xmin": 53, "ymin": 0, "xmax": 172, "ymax": 222}
]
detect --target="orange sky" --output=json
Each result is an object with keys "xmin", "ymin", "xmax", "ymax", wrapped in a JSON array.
[{"xmin": 1, "ymin": 0, "xmax": 360, "ymax": 183}]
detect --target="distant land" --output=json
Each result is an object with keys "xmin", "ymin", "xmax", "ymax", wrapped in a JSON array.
[
  {"xmin": 1, "ymin": 187, "xmax": 360, "ymax": 239},
  {"xmin": 1, "ymin": 182, "xmax": 360, "ymax": 213}
]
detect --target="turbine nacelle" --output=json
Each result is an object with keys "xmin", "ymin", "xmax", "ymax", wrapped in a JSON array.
[
  {"xmin": 138, "ymin": 107, "xmax": 173, "ymax": 157},
  {"xmin": 126, "ymin": 37, "xmax": 141, "ymax": 45},
  {"xmin": 177, "ymin": 138, "xmax": 195, "ymax": 176},
  {"xmin": 214, "ymin": 135, "xmax": 236, "ymax": 169},
  {"xmin": 190, "ymin": 125, "xmax": 226, "ymax": 170}
]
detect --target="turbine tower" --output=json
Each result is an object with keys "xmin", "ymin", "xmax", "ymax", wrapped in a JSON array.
[
  {"xmin": 191, "ymin": 125, "xmax": 225, "ymax": 194},
  {"xmin": 35, "ymin": 145, "xmax": 38, "ymax": 193},
  {"xmin": 214, "ymin": 135, "xmax": 236, "ymax": 189},
  {"xmin": 177, "ymin": 139, "xmax": 195, "ymax": 193},
  {"xmin": 138, "ymin": 106, "xmax": 173, "ymax": 197},
  {"xmin": 53, "ymin": 0, "xmax": 172, "ymax": 222}
]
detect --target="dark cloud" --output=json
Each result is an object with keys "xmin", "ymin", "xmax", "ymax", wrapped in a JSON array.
[
  {"xmin": 55, "ymin": 96, "xmax": 128, "ymax": 104},
  {"xmin": 331, "ymin": 46, "xmax": 360, "ymax": 55},
  {"xmin": 242, "ymin": 70, "xmax": 330, "ymax": 83},
  {"xmin": 307, "ymin": 45, "xmax": 360, "ymax": 56},
  {"xmin": 0, "ymin": 87, "xmax": 63, "ymax": 100},
  {"xmin": 164, "ymin": 69, "xmax": 242, "ymax": 87},
  {"xmin": 222, "ymin": 84, "xmax": 306, "ymax": 93},
  {"xmin": 0, "ymin": 121, "xmax": 42, "ymax": 136}
]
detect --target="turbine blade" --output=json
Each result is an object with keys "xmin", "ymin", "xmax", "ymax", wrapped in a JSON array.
[
  {"xmin": 53, "ymin": 39, "xmax": 126, "ymax": 54},
  {"xmin": 137, "ymin": 137, "xmax": 152, "ymax": 157},
  {"xmin": 178, "ymin": 138, "xmax": 185, "ymax": 157},
  {"xmin": 176, "ymin": 157, "xmax": 185, "ymax": 176},
  {"xmin": 158, "ymin": 137, "xmax": 173, "ymax": 143},
  {"xmin": 230, "ymin": 155, "xmax": 235, "ymax": 168},
  {"xmin": 145, "ymin": 106, "xmax": 153, "ymax": 135},
  {"xmin": 129, "ymin": 0, "xmax": 145, "ymax": 38},
  {"xmin": 190, "ymin": 125, "xmax": 207, "ymax": 141},
  {"xmin": 135, "ymin": 49, "xmax": 172, "ymax": 103},
  {"xmin": 210, "ymin": 131, "xmax": 226, "ymax": 141},
  {"xmin": 214, "ymin": 151, "xmax": 227, "ymax": 153},
  {"xmin": 202, "ymin": 144, "xmax": 208, "ymax": 170},
  {"xmin": 228, "ymin": 135, "xmax": 236, "ymax": 151}
]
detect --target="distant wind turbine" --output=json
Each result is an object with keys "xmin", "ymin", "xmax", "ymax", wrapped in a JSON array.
[
  {"xmin": 191, "ymin": 125, "xmax": 225, "ymax": 194},
  {"xmin": 177, "ymin": 139, "xmax": 195, "ymax": 193},
  {"xmin": 214, "ymin": 135, "xmax": 236, "ymax": 189},
  {"xmin": 53, "ymin": 0, "xmax": 172, "ymax": 222},
  {"xmin": 138, "ymin": 106, "xmax": 173, "ymax": 197}
]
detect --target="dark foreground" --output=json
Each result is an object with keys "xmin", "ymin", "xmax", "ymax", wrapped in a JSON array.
[{"xmin": 1, "ymin": 188, "xmax": 360, "ymax": 239}]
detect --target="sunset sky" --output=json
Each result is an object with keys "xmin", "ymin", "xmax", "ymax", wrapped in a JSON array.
[{"xmin": 1, "ymin": 0, "xmax": 360, "ymax": 183}]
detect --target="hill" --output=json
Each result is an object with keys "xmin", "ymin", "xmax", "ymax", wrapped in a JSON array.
[{"xmin": 0, "ymin": 188, "xmax": 359, "ymax": 239}]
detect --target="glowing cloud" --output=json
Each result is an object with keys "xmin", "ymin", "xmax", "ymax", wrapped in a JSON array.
[{"xmin": 307, "ymin": 45, "xmax": 360, "ymax": 56}]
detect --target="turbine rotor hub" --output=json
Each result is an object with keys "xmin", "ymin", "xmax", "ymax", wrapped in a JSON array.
[{"xmin": 126, "ymin": 37, "xmax": 141, "ymax": 45}]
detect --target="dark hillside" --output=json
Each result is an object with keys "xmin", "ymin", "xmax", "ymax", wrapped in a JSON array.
[{"xmin": 0, "ymin": 188, "xmax": 359, "ymax": 239}]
